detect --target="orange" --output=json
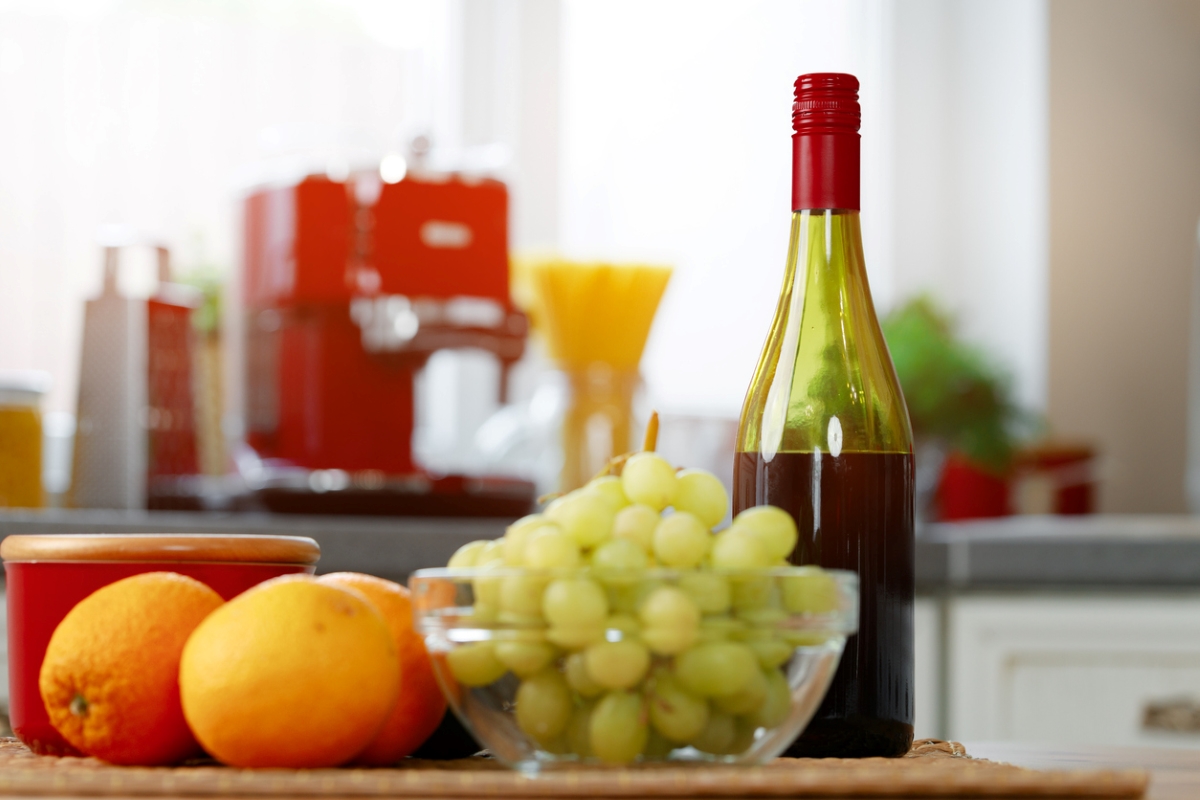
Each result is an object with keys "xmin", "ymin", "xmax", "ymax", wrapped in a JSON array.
[
  {"xmin": 179, "ymin": 574, "xmax": 400, "ymax": 768},
  {"xmin": 319, "ymin": 572, "xmax": 447, "ymax": 765},
  {"xmin": 39, "ymin": 572, "xmax": 223, "ymax": 765}
]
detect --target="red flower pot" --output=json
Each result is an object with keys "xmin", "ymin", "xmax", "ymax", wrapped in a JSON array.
[{"xmin": 936, "ymin": 452, "xmax": 1011, "ymax": 521}]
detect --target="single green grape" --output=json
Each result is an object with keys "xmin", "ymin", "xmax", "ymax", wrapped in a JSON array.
[
  {"xmin": 447, "ymin": 539, "xmax": 490, "ymax": 568},
  {"xmin": 726, "ymin": 717, "xmax": 759, "ymax": 755},
  {"xmin": 590, "ymin": 691, "xmax": 648, "ymax": 764},
  {"xmin": 653, "ymin": 511, "xmax": 711, "ymax": 568},
  {"xmin": 541, "ymin": 493, "xmax": 567, "ymax": 516},
  {"xmin": 445, "ymin": 641, "xmax": 507, "ymax": 687},
  {"xmin": 620, "ymin": 452, "xmax": 678, "ymax": 511},
  {"xmin": 591, "ymin": 537, "xmax": 649, "ymax": 574},
  {"xmin": 639, "ymin": 585, "xmax": 701, "ymax": 629},
  {"xmin": 566, "ymin": 699, "xmax": 596, "ymax": 757},
  {"xmin": 732, "ymin": 505, "xmax": 798, "ymax": 561},
  {"xmin": 745, "ymin": 668, "xmax": 792, "ymax": 729},
  {"xmin": 472, "ymin": 562, "xmax": 503, "ymax": 607},
  {"xmin": 542, "ymin": 578, "xmax": 608, "ymax": 628},
  {"xmin": 499, "ymin": 575, "xmax": 548, "ymax": 617},
  {"xmin": 476, "ymin": 539, "xmax": 505, "ymax": 566},
  {"xmin": 612, "ymin": 503, "xmax": 660, "ymax": 552},
  {"xmin": 642, "ymin": 627, "xmax": 697, "ymax": 655},
  {"xmin": 678, "ymin": 573, "xmax": 731, "ymax": 614},
  {"xmin": 545, "ymin": 490, "xmax": 616, "ymax": 549},
  {"xmin": 730, "ymin": 575, "xmax": 776, "ymax": 612},
  {"xmin": 781, "ymin": 567, "xmax": 841, "ymax": 613},
  {"xmin": 515, "ymin": 669, "xmax": 573, "ymax": 743},
  {"xmin": 638, "ymin": 586, "xmax": 700, "ymax": 655},
  {"xmin": 689, "ymin": 710, "xmax": 735, "ymax": 755},
  {"xmin": 674, "ymin": 641, "xmax": 759, "ymax": 698},
  {"xmin": 745, "ymin": 636, "xmax": 793, "ymax": 670},
  {"xmin": 524, "ymin": 527, "xmax": 582, "ymax": 569},
  {"xmin": 711, "ymin": 529, "xmax": 770, "ymax": 569},
  {"xmin": 673, "ymin": 468, "xmax": 729, "ymax": 528},
  {"xmin": 494, "ymin": 640, "xmax": 558, "ymax": 677},
  {"xmin": 713, "ymin": 666, "xmax": 768, "ymax": 715},
  {"xmin": 565, "ymin": 652, "xmax": 605, "ymax": 698},
  {"xmin": 584, "ymin": 639, "xmax": 651, "ymax": 690},
  {"xmin": 648, "ymin": 672, "xmax": 710, "ymax": 743},
  {"xmin": 585, "ymin": 475, "xmax": 630, "ymax": 511},
  {"xmin": 503, "ymin": 515, "xmax": 554, "ymax": 566}
]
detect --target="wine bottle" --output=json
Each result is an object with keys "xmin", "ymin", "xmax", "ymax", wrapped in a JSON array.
[{"xmin": 733, "ymin": 73, "xmax": 914, "ymax": 758}]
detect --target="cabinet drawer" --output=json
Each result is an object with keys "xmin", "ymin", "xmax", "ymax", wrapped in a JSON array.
[
  {"xmin": 948, "ymin": 594, "xmax": 1200, "ymax": 746},
  {"xmin": 1007, "ymin": 654, "xmax": 1200, "ymax": 746}
]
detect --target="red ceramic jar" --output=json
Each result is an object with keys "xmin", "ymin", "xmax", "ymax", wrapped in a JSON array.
[{"xmin": 1, "ymin": 534, "xmax": 320, "ymax": 755}]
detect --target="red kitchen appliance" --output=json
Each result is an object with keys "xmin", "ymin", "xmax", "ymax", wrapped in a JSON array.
[{"xmin": 240, "ymin": 170, "xmax": 532, "ymax": 515}]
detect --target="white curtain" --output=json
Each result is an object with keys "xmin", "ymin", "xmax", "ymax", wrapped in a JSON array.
[
  {"xmin": 559, "ymin": 0, "xmax": 1048, "ymax": 417},
  {"xmin": 559, "ymin": 0, "xmax": 893, "ymax": 418},
  {"xmin": 0, "ymin": 0, "xmax": 446, "ymax": 412}
]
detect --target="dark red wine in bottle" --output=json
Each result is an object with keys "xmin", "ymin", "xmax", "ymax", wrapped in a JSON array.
[{"xmin": 733, "ymin": 73, "xmax": 914, "ymax": 758}]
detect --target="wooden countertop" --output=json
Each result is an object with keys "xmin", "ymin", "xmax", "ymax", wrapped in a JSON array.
[
  {"xmin": 0, "ymin": 738, "xmax": 1178, "ymax": 798},
  {"xmin": 967, "ymin": 741, "xmax": 1200, "ymax": 800}
]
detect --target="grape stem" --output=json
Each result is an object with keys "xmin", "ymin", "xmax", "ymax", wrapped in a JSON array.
[
  {"xmin": 642, "ymin": 411, "xmax": 660, "ymax": 453},
  {"xmin": 591, "ymin": 411, "xmax": 660, "ymax": 480}
]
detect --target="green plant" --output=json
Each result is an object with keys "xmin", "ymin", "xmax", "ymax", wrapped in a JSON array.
[
  {"xmin": 178, "ymin": 266, "xmax": 224, "ymax": 337},
  {"xmin": 881, "ymin": 297, "xmax": 1021, "ymax": 472}
]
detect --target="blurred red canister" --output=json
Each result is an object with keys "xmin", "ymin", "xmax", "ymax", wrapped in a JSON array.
[{"xmin": 1, "ymin": 534, "xmax": 320, "ymax": 755}]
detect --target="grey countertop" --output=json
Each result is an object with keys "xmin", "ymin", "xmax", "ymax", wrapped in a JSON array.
[
  {"xmin": 2, "ymin": 510, "xmax": 1200, "ymax": 590},
  {"xmin": 918, "ymin": 515, "xmax": 1200, "ymax": 589}
]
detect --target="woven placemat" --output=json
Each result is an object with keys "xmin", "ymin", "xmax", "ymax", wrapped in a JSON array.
[{"xmin": 0, "ymin": 738, "xmax": 1147, "ymax": 797}]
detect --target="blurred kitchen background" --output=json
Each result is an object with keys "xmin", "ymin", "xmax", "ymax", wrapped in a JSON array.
[{"xmin": 1, "ymin": 0, "xmax": 1200, "ymax": 749}]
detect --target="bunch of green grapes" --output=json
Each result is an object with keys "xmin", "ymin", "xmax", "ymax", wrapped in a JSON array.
[{"xmin": 441, "ymin": 454, "xmax": 842, "ymax": 765}]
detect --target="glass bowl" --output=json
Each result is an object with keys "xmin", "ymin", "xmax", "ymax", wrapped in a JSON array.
[{"xmin": 410, "ymin": 565, "xmax": 857, "ymax": 772}]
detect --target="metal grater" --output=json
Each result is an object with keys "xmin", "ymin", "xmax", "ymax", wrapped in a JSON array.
[{"xmin": 71, "ymin": 245, "xmax": 199, "ymax": 509}]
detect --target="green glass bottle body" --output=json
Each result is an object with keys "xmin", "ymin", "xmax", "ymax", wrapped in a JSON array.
[{"xmin": 733, "ymin": 208, "xmax": 915, "ymax": 758}]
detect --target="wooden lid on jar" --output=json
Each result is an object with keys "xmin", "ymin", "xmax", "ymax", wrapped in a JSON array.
[{"xmin": 0, "ymin": 534, "xmax": 321, "ymax": 565}]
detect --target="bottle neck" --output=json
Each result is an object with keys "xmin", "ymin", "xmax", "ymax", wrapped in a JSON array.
[
  {"xmin": 791, "ymin": 132, "xmax": 860, "ymax": 212},
  {"xmin": 780, "ymin": 210, "xmax": 867, "ymax": 315}
]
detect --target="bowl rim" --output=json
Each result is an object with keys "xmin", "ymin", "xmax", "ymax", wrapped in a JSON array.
[{"xmin": 410, "ymin": 565, "xmax": 859, "ymax": 583}]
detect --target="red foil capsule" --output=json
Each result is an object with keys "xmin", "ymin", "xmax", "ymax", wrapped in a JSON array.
[{"xmin": 791, "ymin": 73, "xmax": 861, "ymax": 211}]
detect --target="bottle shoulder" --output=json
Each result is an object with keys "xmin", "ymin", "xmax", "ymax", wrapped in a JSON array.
[{"xmin": 737, "ymin": 211, "xmax": 912, "ymax": 457}]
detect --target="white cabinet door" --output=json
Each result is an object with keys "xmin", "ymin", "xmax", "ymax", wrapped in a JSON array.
[{"xmin": 948, "ymin": 594, "xmax": 1200, "ymax": 747}]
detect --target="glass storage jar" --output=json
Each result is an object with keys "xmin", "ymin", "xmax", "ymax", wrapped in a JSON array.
[{"xmin": 0, "ymin": 371, "xmax": 51, "ymax": 509}]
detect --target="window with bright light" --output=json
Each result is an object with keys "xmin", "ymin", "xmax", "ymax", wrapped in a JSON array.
[
  {"xmin": 0, "ymin": 0, "xmax": 450, "ymax": 412},
  {"xmin": 559, "ymin": 0, "xmax": 891, "ymax": 417}
]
